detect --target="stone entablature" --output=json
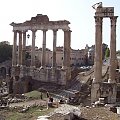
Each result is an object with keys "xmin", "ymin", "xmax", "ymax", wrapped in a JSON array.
[{"xmin": 10, "ymin": 14, "xmax": 70, "ymax": 31}]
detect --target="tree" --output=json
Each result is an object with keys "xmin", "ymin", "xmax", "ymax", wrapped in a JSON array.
[
  {"xmin": 105, "ymin": 47, "xmax": 110, "ymax": 59},
  {"xmin": 0, "ymin": 41, "xmax": 12, "ymax": 63}
]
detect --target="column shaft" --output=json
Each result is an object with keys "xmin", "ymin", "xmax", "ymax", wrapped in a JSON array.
[
  {"xmin": 94, "ymin": 16, "xmax": 103, "ymax": 82},
  {"xmin": 22, "ymin": 31, "xmax": 26, "ymax": 65},
  {"xmin": 63, "ymin": 30, "xmax": 71, "ymax": 69},
  {"xmin": 18, "ymin": 31, "xmax": 22, "ymax": 65},
  {"xmin": 52, "ymin": 29, "xmax": 57, "ymax": 68},
  {"xmin": 31, "ymin": 30, "xmax": 36, "ymax": 66},
  {"xmin": 12, "ymin": 30, "xmax": 17, "ymax": 66},
  {"xmin": 109, "ymin": 16, "xmax": 118, "ymax": 82},
  {"xmin": 41, "ymin": 29, "xmax": 47, "ymax": 68}
]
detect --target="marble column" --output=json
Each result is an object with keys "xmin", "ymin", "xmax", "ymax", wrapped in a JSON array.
[
  {"xmin": 22, "ymin": 31, "xmax": 27, "ymax": 65},
  {"xmin": 52, "ymin": 29, "xmax": 58, "ymax": 69},
  {"xmin": 62, "ymin": 29, "xmax": 71, "ymax": 81},
  {"xmin": 31, "ymin": 30, "xmax": 36, "ymax": 67},
  {"xmin": 109, "ymin": 16, "xmax": 118, "ymax": 83},
  {"xmin": 18, "ymin": 31, "xmax": 22, "ymax": 66},
  {"xmin": 94, "ymin": 16, "xmax": 103, "ymax": 83},
  {"xmin": 12, "ymin": 30, "xmax": 17, "ymax": 66},
  {"xmin": 41, "ymin": 29, "xmax": 47, "ymax": 68},
  {"xmin": 62, "ymin": 30, "xmax": 71, "ymax": 70},
  {"xmin": 91, "ymin": 16, "xmax": 103, "ymax": 103}
]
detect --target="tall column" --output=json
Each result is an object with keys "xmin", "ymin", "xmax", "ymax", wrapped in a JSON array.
[
  {"xmin": 22, "ymin": 31, "xmax": 27, "ymax": 65},
  {"xmin": 31, "ymin": 30, "xmax": 36, "ymax": 67},
  {"xmin": 62, "ymin": 29, "xmax": 71, "ymax": 81},
  {"xmin": 52, "ymin": 29, "xmax": 58, "ymax": 69},
  {"xmin": 109, "ymin": 16, "xmax": 118, "ymax": 83},
  {"xmin": 62, "ymin": 30, "xmax": 71, "ymax": 70},
  {"xmin": 12, "ymin": 30, "xmax": 17, "ymax": 66},
  {"xmin": 94, "ymin": 16, "xmax": 103, "ymax": 83},
  {"xmin": 18, "ymin": 31, "xmax": 22, "ymax": 66},
  {"xmin": 91, "ymin": 16, "xmax": 103, "ymax": 103},
  {"xmin": 41, "ymin": 29, "xmax": 47, "ymax": 68}
]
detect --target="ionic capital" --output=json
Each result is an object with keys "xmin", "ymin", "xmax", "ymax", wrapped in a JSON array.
[
  {"xmin": 12, "ymin": 30, "xmax": 18, "ymax": 34},
  {"xmin": 22, "ymin": 30, "xmax": 28, "ymax": 33},
  {"xmin": 62, "ymin": 29, "xmax": 70, "ymax": 32},
  {"xmin": 42, "ymin": 29, "xmax": 48, "ymax": 32},
  {"xmin": 18, "ymin": 30, "xmax": 22, "ymax": 34},
  {"xmin": 31, "ymin": 29, "xmax": 37, "ymax": 32},
  {"xmin": 53, "ymin": 29, "xmax": 58, "ymax": 32}
]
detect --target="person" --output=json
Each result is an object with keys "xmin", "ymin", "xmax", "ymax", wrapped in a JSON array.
[
  {"xmin": 46, "ymin": 91, "xmax": 49, "ymax": 98},
  {"xmin": 40, "ymin": 92, "xmax": 43, "ymax": 99},
  {"xmin": 49, "ymin": 97, "xmax": 53, "ymax": 102}
]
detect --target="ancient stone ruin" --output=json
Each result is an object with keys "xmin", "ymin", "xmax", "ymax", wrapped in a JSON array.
[
  {"xmin": 91, "ymin": 2, "xmax": 118, "ymax": 103},
  {"xmin": 10, "ymin": 14, "xmax": 71, "ymax": 94}
]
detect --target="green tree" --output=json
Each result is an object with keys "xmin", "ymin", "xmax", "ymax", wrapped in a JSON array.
[
  {"xmin": 105, "ymin": 47, "xmax": 110, "ymax": 58},
  {"xmin": 0, "ymin": 41, "xmax": 12, "ymax": 63}
]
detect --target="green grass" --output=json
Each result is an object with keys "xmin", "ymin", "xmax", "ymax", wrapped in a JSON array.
[
  {"xmin": 5, "ymin": 106, "xmax": 54, "ymax": 120},
  {"xmin": 24, "ymin": 90, "xmax": 47, "ymax": 100}
]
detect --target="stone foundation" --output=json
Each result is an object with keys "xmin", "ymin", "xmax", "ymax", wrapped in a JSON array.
[
  {"xmin": 91, "ymin": 82, "xmax": 117, "ymax": 104},
  {"xmin": 10, "ymin": 66, "xmax": 70, "ymax": 94}
]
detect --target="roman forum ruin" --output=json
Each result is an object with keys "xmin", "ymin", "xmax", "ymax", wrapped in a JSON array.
[
  {"xmin": 10, "ymin": 14, "xmax": 71, "ymax": 93},
  {"xmin": 10, "ymin": 3, "xmax": 118, "ymax": 104},
  {"xmin": 91, "ymin": 2, "xmax": 118, "ymax": 103}
]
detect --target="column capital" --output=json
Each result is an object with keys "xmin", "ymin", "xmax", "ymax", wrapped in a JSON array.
[
  {"xmin": 22, "ymin": 30, "xmax": 28, "ymax": 33},
  {"xmin": 18, "ymin": 30, "xmax": 22, "ymax": 34},
  {"xmin": 31, "ymin": 29, "xmax": 37, "ymax": 32},
  {"xmin": 62, "ymin": 29, "xmax": 70, "ymax": 32},
  {"xmin": 12, "ymin": 30, "xmax": 18, "ymax": 33},
  {"xmin": 94, "ymin": 16, "xmax": 103, "ymax": 25},
  {"xmin": 110, "ymin": 16, "xmax": 118, "ymax": 26},
  {"xmin": 53, "ymin": 29, "xmax": 58, "ymax": 32},
  {"xmin": 42, "ymin": 29, "xmax": 48, "ymax": 32}
]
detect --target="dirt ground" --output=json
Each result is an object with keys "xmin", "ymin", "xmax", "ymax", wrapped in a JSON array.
[{"xmin": 49, "ymin": 106, "xmax": 120, "ymax": 120}]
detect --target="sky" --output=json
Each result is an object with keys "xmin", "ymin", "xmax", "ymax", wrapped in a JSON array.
[{"xmin": 0, "ymin": 0, "xmax": 120, "ymax": 50}]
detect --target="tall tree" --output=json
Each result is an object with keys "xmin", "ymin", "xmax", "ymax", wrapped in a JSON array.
[{"xmin": 0, "ymin": 41, "xmax": 12, "ymax": 63}]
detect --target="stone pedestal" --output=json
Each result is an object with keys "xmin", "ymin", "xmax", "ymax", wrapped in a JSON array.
[
  {"xmin": 91, "ymin": 82, "xmax": 100, "ymax": 103},
  {"xmin": 91, "ymin": 82, "xmax": 117, "ymax": 103}
]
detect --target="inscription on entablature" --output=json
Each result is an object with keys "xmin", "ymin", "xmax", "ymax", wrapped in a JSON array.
[{"xmin": 95, "ymin": 7, "xmax": 114, "ymax": 17}]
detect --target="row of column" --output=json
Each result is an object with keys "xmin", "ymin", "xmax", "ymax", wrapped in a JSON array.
[
  {"xmin": 12, "ymin": 29, "xmax": 71, "ymax": 69},
  {"xmin": 94, "ymin": 16, "xmax": 118, "ymax": 83}
]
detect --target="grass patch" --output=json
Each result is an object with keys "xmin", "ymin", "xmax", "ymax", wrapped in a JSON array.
[
  {"xmin": 5, "ymin": 106, "xmax": 54, "ymax": 120},
  {"xmin": 24, "ymin": 90, "xmax": 47, "ymax": 100}
]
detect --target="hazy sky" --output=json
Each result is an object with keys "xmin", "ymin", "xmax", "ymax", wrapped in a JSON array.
[{"xmin": 0, "ymin": 0, "xmax": 120, "ymax": 50}]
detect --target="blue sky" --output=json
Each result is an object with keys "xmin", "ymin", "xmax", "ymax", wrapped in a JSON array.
[{"xmin": 0, "ymin": 0, "xmax": 120, "ymax": 50}]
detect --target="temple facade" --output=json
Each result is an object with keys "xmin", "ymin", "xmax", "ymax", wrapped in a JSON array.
[{"xmin": 10, "ymin": 14, "xmax": 71, "ymax": 93}]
